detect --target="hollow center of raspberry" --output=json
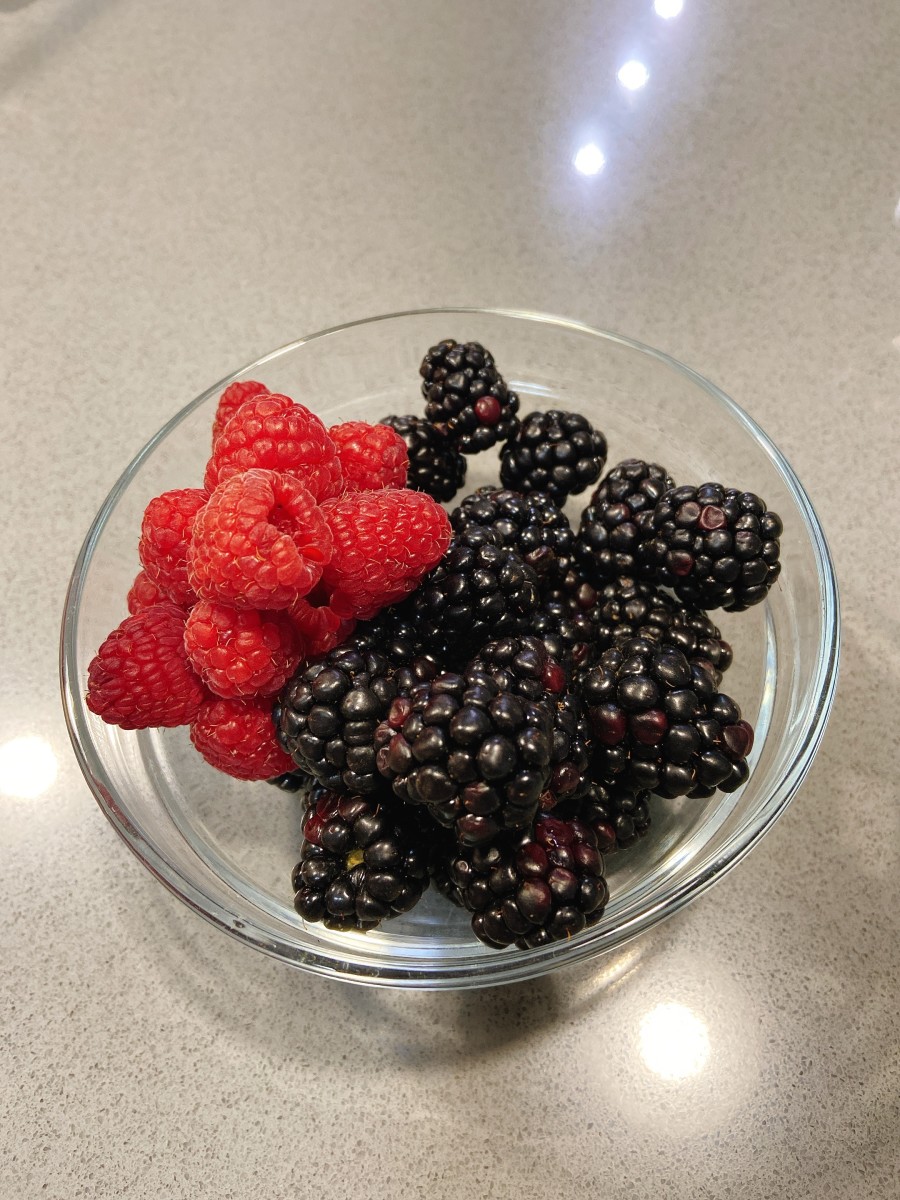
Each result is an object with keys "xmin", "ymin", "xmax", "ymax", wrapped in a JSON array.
[
  {"xmin": 345, "ymin": 848, "xmax": 365, "ymax": 870},
  {"xmin": 270, "ymin": 505, "xmax": 294, "ymax": 534}
]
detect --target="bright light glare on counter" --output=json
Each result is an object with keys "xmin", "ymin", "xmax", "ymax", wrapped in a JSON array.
[
  {"xmin": 0, "ymin": 736, "xmax": 58, "ymax": 798},
  {"xmin": 640, "ymin": 1002, "xmax": 710, "ymax": 1079},
  {"xmin": 574, "ymin": 143, "xmax": 606, "ymax": 175},
  {"xmin": 654, "ymin": 0, "xmax": 684, "ymax": 17},
  {"xmin": 617, "ymin": 61, "xmax": 649, "ymax": 90}
]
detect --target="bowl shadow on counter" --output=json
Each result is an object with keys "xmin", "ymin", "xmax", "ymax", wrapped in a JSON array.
[{"xmin": 122, "ymin": 860, "xmax": 678, "ymax": 1069}]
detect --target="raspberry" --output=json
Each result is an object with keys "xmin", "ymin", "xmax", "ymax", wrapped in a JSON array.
[
  {"xmin": 204, "ymin": 393, "xmax": 343, "ymax": 501},
  {"xmin": 190, "ymin": 696, "xmax": 294, "ymax": 781},
  {"xmin": 126, "ymin": 569, "xmax": 168, "ymax": 615},
  {"xmin": 86, "ymin": 603, "xmax": 206, "ymax": 729},
  {"xmin": 289, "ymin": 591, "xmax": 356, "ymax": 656},
  {"xmin": 184, "ymin": 601, "xmax": 303, "ymax": 698},
  {"xmin": 320, "ymin": 490, "xmax": 451, "ymax": 619},
  {"xmin": 328, "ymin": 421, "xmax": 409, "ymax": 492},
  {"xmin": 188, "ymin": 469, "xmax": 333, "ymax": 610},
  {"xmin": 211, "ymin": 379, "xmax": 269, "ymax": 447},
  {"xmin": 138, "ymin": 488, "xmax": 208, "ymax": 606}
]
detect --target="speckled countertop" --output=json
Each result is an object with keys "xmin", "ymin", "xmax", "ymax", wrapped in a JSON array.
[{"xmin": 2, "ymin": 1, "xmax": 899, "ymax": 1196}]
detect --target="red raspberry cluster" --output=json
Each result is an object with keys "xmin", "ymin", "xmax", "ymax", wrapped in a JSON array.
[{"xmin": 86, "ymin": 380, "xmax": 450, "ymax": 780}]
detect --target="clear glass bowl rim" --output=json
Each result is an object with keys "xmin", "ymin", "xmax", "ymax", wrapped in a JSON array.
[{"xmin": 60, "ymin": 307, "xmax": 841, "ymax": 989}]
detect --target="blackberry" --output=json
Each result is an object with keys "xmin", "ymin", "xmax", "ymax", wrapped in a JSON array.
[
  {"xmin": 557, "ymin": 779, "xmax": 651, "ymax": 852},
  {"xmin": 437, "ymin": 814, "xmax": 609, "ymax": 949},
  {"xmin": 632, "ymin": 603, "xmax": 733, "ymax": 685},
  {"xmin": 580, "ymin": 637, "xmax": 753, "ymax": 799},
  {"xmin": 468, "ymin": 635, "xmax": 592, "ymax": 805},
  {"xmin": 450, "ymin": 487, "xmax": 577, "ymax": 581},
  {"xmin": 374, "ymin": 669, "xmax": 555, "ymax": 846},
  {"xmin": 588, "ymin": 576, "xmax": 674, "ymax": 653},
  {"xmin": 379, "ymin": 413, "xmax": 466, "ymax": 503},
  {"xmin": 275, "ymin": 638, "xmax": 398, "ymax": 792},
  {"xmin": 292, "ymin": 786, "xmax": 430, "ymax": 931},
  {"xmin": 400, "ymin": 525, "xmax": 540, "ymax": 664},
  {"xmin": 643, "ymin": 483, "xmax": 783, "ymax": 611},
  {"xmin": 587, "ymin": 576, "xmax": 732, "ymax": 683},
  {"xmin": 275, "ymin": 612, "xmax": 444, "ymax": 790},
  {"xmin": 499, "ymin": 410, "xmax": 608, "ymax": 505},
  {"xmin": 420, "ymin": 339, "xmax": 520, "ymax": 453},
  {"xmin": 576, "ymin": 458, "xmax": 675, "ymax": 583}
]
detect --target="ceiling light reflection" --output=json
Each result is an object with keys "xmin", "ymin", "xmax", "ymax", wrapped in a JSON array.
[
  {"xmin": 654, "ymin": 0, "xmax": 684, "ymax": 17},
  {"xmin": 0, "ymin": 736, "xmax": 58, "ymax": 798},
  {"xmin": 574, "ymin": 143, "xmax": 606, "ymax": 176},
  {"xmin": 617, "ymin": 61, "xmax": 650, "ymax": 90},
  {"xmin": 639, "ymin": 1002, "xmax": 710, "ymax": 1079}
]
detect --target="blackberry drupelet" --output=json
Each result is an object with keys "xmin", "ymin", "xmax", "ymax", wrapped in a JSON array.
[
  {"xmin": 420, "ymin": 339, "xmax": 520, "ymax": 453},
  {"xmin": 580, "ymin": 637, "xmax": 753, "ymax": 799},
  {"xmin": 500, "ymin": 410, "xmax": 608, "ymax": 505},
  {"xmin": 557, "ymin": 779, "xmax": 651, "ymax": 852},
  {"xmin": 436, "ymin": 814, "xmax": 609, "ymax": 949},
  {"xmin": 399, "ymin": 525, "xmax": 540, "ymax": 665},
  {"xmin": 374, "ymin": 669, "xmax": 555, "ymax": 846},
  {"xmin": 450, "ymin": 487, "xmax": 577, "ymax": 581},
  {"xmin": 379, "ymin": 413, "xmax": 467, "ymax": 503},
  {"xmin": 292, "ymin": 786, "xmax": 430, "ymax": 931},
  {"xmin": 576, "ymin": 458, "xmax": 675, "ymax": 583},
  {"xmin": 643, "ymin": 483, "xmax": 783, "ymax": 611}
]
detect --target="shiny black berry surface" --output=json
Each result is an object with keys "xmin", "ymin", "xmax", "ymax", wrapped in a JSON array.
[
  {"xmin": 435, "ymin": 813, "xmax": 609, "ymax": 949},
  {"xmin": 576, "ymin": 457, "xmax": 675, "ymax": 583},
  {"xmin": 379, "ymin": 413, "xmax": 467, "ymax": 503},
  {"xmin": 375, "ymin": 669, "xmax": 555, "ymax": 846},
  {"xmin": 292, "ymin": 786, "xmax": 430, "ymax": 931},
  {"xmin": 643, "ymin": 482, "xmax": 783, "ymax": 611},
  {"xmin": 500, "ymin": 410, "xmax": 608, "ymax": 504},
  {"xmin": 420, "ymin": 339, "xmax": 520, "ymax": 453},
  {"xmin": 451, "ymin": 487, "xmax": 577, "ymax": 581}
]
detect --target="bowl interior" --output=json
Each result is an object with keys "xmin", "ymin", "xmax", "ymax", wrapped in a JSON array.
[{"xmin": 62, "ymin": 310, "xmax": 838, "ymax": 987}]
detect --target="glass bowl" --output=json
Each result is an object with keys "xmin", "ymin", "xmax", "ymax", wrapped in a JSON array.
[{"xmin": 61, "ymin": 309, "xmax": 839, "ymax": 989}]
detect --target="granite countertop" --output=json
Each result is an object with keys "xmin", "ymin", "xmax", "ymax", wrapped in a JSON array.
[{"xmin": 2, "ymin": 1, "xmax": 898, "ymax": 1196}]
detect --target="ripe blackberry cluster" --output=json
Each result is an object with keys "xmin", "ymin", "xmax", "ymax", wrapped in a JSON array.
[
  {"xmin": 499, "ymin": 410, "xmax": 608, "ymax": 505},
  {"xmin": 374, "ymin": 669, "xmax": 555, "ymax": 846},
  {"xmin": 577, "ymin": 458, "xmax": 675, "ymax": 583},
  {"xmin": 379, "ymin": 413, "xmax": 467, "ymax": 503},
  {"xmin": 436, "ymin": 814, "xmax": 609, "ymax": 949},
  {"xmin": 586, "ymin": 576, "xmax": 733, "ymax": 682},
  {"xmin": 274, "ymin": 620, "xmax": 441, "ymax": 792},
  {"xmin": 420, "ymin": 340, "xmax": 520, "ymax": 453},
  {"xmin": 580, "ymin": 638, "xmax": 752, "ymax": 799},
  {"xmin": 398, "ymin": 524, "xmax": 540, "ymax": 664},
  {"xmin": 642, "ymin": 483, "xmax": 783, "ymax": 612},
  {"xmin": 292, "ymin": 786, "xmax": 430, "ymax": 931},
  {"xmin": 467, "ymin": 635, "xmax": 590, "ymax": 805},
  {"xmin": 89, "ymin": 330, "xmax": 784, "ymax": 950},
  {"xmin": 450, "ymin": 487, "xmax": 577, "ymax": 581}
]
